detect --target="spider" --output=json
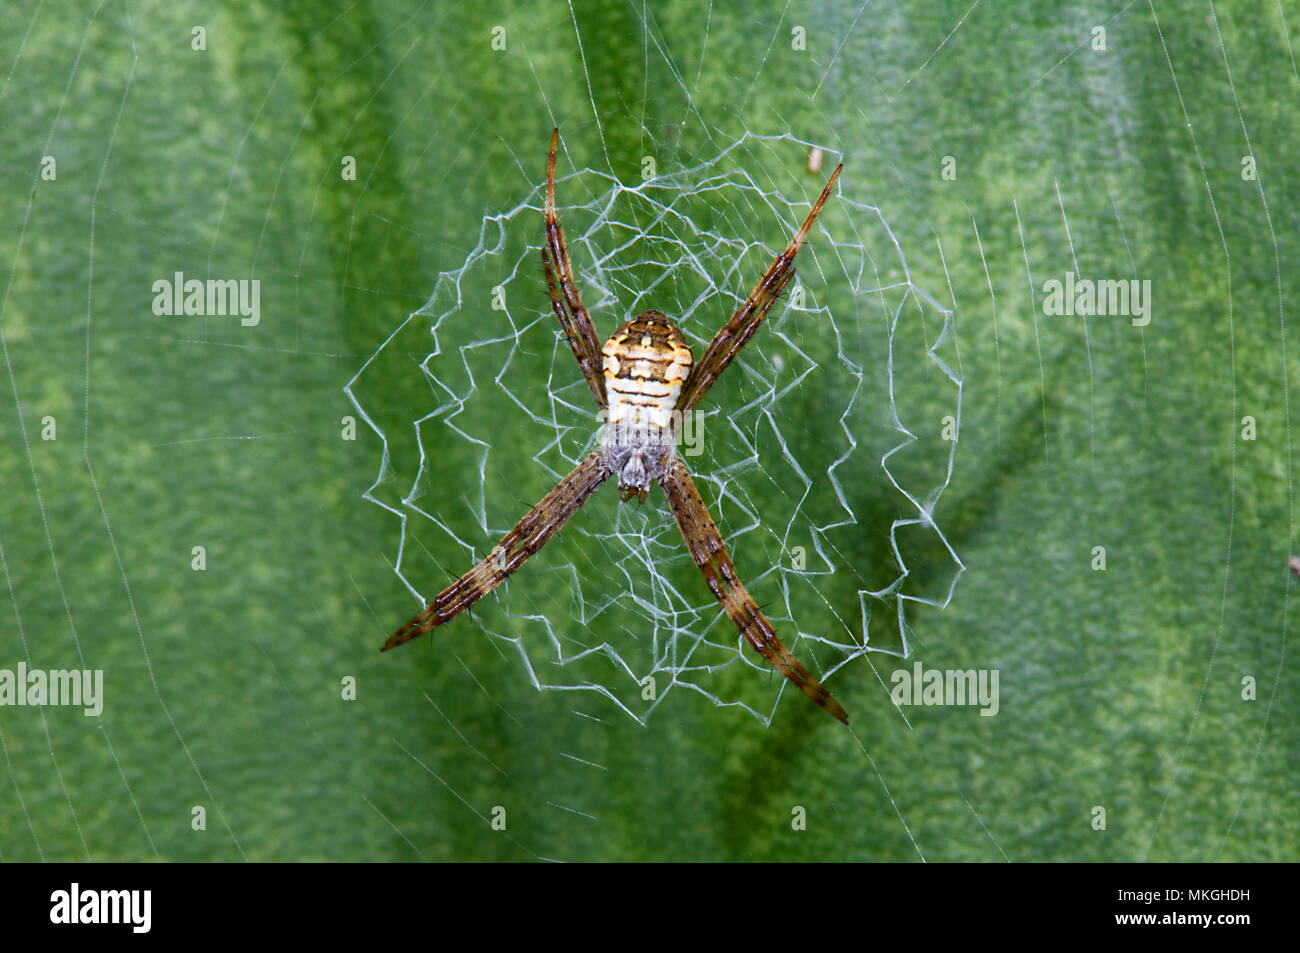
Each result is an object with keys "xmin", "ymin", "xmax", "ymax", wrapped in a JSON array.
[{"xmin": 384, "ymin": 129, "xmax": 846, "ymax": 723}]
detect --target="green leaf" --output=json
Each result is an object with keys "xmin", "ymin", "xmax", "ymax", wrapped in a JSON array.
[{"xmin": 0, "ymin": 0, "xmax": 1294, "ymax": 861}]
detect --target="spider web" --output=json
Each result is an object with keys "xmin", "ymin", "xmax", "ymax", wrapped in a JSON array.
[{"xmin": 347, "ymin": 129, "xmax": 963, "ymax": 725}]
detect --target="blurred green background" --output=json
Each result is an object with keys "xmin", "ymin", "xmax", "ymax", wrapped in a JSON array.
[{"xmin": 0, "ymin": 0, "xmax": 1295, "ymax": 861}]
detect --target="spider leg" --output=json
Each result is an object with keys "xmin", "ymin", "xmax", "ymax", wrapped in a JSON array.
[
  {"xmin": 544, "ymin": 127, "xmax": 607, "ymax": 408},
  {"xmin": 383, "ymin": 452, "xmax": 611, "ymax": 651},
  {"xmin": 659, "ymin": 458, "xmax": 848, "ymax": 724},
  {"xmin": 676, "ymin": 162, "xmax": 842, "ymax": 415}
]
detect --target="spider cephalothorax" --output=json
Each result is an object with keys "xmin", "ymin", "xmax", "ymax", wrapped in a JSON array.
[
  {"xmin": 600, "ymin": 310, "xmax": 693, "ymax": 503},
  {"xmin": 384, "ymin": 130, "xmax": 848, "ymax": 723}
]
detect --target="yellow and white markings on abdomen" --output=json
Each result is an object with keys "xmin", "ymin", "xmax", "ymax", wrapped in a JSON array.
[{"xmin": 602, "ymin": 310, "xmax": 694, "ymax": 430}]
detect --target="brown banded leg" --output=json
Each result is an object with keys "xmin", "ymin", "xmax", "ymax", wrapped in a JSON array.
[
  {"xmin": 544, "ymin": 128, "xmax": 606, "ymax": 408},
  {"xmin": 383, "ymin": 452, "xmax": 611, "ymax": 651},
  {"xmin": 677, "ymin": 162, "xmax": 842, "ymax": 415},
  {"xmin": 659, "ymin": 458, "xmax": 848, "ymax": 723}
]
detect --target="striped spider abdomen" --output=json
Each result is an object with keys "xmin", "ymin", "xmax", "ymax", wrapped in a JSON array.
[{"xmin": 600, "ymin": 310, "xmax": 693, "ymax": 502}]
